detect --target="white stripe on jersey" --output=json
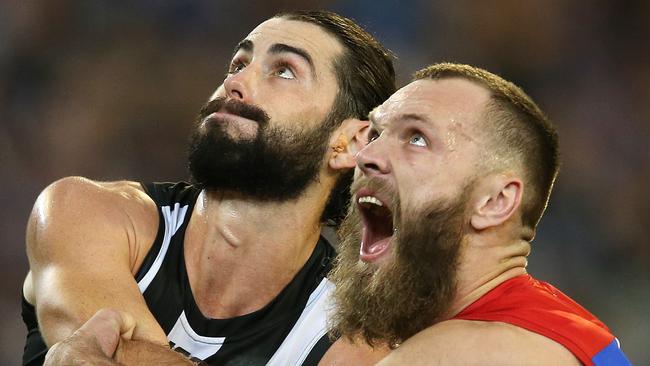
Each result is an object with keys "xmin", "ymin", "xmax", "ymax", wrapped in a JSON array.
[
  {"xmin": 267, "ymin": 278, "xmax": 334, "ymax": 366},
  {"xmin": 167, "ymin": 311, "xmax": 226, "ymax": 360},
  {"xmin": 135, "ymin": 198, "xmax": 334, "ymax": 364},
  {"xmin": 137, "ymin": 203, "xmax": 188, "ymax": 292}
]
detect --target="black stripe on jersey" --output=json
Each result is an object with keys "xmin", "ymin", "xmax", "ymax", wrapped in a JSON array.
[
  {"xmin": 301, "ymin": 334, "xmax": 334, "ymax": 366},
  {"xmin": 137, "ymin": 182, "xmax": 337, "ymax": 365}
]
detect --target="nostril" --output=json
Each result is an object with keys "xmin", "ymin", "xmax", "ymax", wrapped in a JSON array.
[
  {"xmin": 232, "ymin": 90, "xmax": 244, "ymax": 100},
  {"xmin": 363, "ymin": 162, "xmax": 381, "ymax": 172}
]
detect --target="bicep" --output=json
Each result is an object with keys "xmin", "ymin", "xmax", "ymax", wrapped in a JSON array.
[{"xmin": 26, "ymin": 177, "xmax": 167, "ymax": 346}]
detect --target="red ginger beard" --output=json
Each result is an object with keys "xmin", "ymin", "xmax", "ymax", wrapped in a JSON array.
[{"xmin": 328, "ymin": 177, "xmax": 473, "ymax": 348}]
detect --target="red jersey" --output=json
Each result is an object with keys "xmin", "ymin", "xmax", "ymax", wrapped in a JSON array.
[{"xmin": 452, "ymin": 275, "xmax": 631, "ymax": 366}]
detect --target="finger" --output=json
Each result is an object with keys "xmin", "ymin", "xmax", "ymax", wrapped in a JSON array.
[
  {"xmin": 117, "ymin": 310, "xmax": 136, "ymax": 340},
  {"xmin": 75, "ymin": 308, "xmax": 132, "ymax": 357}
]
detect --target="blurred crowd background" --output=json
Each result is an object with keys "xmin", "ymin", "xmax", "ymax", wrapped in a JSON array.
[{"xmin": 1, "ymin": 0, "xmax": 648, "ymax": 364}]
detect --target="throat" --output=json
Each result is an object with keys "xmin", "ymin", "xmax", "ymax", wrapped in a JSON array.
[
  {"xmin": 188, "ymin": 247, "xmax": 310, "ymax": 319},
  {"xmin": 184, "ymin": 189, "xmax": 325, "ymax": 318},
  {"xmin": 448, "ymin": 239, "xmax": 531, "ymax": 318},
  {"xmin": 184, "ymin": 220, "xmax": 319, "ymax": 319}
]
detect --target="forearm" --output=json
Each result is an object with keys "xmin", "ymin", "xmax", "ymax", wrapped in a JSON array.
[
  {"xmin": 47, "ymin": 339, "xmax": 196, "ymax": 366},
  {"xmin": 44, "ymin": 309, "xmax": 191, "ymax": 366},
  {"xmin": 115, "ymin": 339, "xmax": 197, "ymax": 366},
  {"xmin": 45, "ymin": 337, "xmax": 121, "ymax": 366}
]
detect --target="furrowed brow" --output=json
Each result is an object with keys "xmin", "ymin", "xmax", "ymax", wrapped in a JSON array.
[{"xmin": 268, "ymin": 43, "xmax": 316, "ymax": 76}]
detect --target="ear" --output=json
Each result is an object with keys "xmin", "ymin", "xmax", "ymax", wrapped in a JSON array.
[
  {"xmin": 328, "ymin": 118, "xmax": 370, "ymax": 171},
  {"xmin": 470, "ymin": 175, "xmax": 523, "ymax": 231}
]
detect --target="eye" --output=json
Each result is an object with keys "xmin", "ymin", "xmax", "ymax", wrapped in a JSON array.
[
  {"xmin": 227, "ymin": 60, "xmax": 246, "ymax": 75},
  {"xmin": 408, "ymin": 133, "xmax": 428, "ymax": 147},
  {"xmin": 367, "ymin": 128, "xmax": 380, "ymax": 143},
  {"xmin": 274, "ymin": 64, "xmax": 296, "ymax": 79}
]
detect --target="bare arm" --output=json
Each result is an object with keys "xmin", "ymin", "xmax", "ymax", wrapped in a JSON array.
[
  {"xmin": 25, "ymin": 177, "xmax": 188, "ymax": 362},
  {"xmin": 45, "ymin": 308, "xmax": 194, "ymax": 366},
  {"xmin": 318, "ymin": 336, "xmax": 390, "ymax": 366},
  {"xmin": 44, "ymin": 309, "xmax": 134, "ymax": 366},
  {"xmin": 376, "ymin": 320, "xmax": 581, "ymax": 366}
]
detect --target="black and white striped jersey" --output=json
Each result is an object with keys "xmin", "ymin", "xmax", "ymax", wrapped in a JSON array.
[
  {"xmin": 21, "ymin": 181, "xmax": 337, "ymax": 366},
  {"xmin": 135, "ymin": 181, "xmax": 336, "ymax": 365}
]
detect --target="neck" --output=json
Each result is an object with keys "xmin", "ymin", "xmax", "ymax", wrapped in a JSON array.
[
  {"xmin": 446, "ymin": 233, "xmax": 531, "ymax": 318},
  {"xmin": 184, "ymin": 180, "xmax": 332, "ymax": 319}
]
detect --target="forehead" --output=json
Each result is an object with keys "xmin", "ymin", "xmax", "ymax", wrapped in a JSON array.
[
  {"xmin": 244, "ymin": 18, "xmax": 343, "ymax": 68},
  {"xmin": 372, "ymin": 78, "xmax": 490, "ymax": 133}
]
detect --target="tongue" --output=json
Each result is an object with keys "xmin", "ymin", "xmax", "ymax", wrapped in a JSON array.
[
  {"xmin": 360, "ymin": 207, "xmax": 394, "ymax": 262},
  {"xmin": 365, "ymin": 237, "xmax": 389, "ymax": 254},
  {"xmin": 360, "ymin": 230, "xmax": 392, "ymax": 262}
]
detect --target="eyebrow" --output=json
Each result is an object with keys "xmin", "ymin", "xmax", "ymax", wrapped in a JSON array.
[
  {"xmin": 231, "ymin": 39, "xmax": 316, "ymax": 76},
  {"xmin": 395, "ymin": 113, "xmax": 429, "ymax": 123},
  {"xmin": 268, "ymin": 43, "xmax": 316, "ymax": 75},
  {"xmin": 369, "ymin": 111, "xmax": 430, "ymax": 126},
  {"xmin": 231, "ymin": 39, "xmax": 253, "ymax": 59}
]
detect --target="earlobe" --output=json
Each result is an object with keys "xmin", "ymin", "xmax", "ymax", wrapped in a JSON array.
[
  {"xmin": 470, "ymin": 178, "xmax": 523, "ymax": 230},
  {"xmin": 328, "ymin": 119, "xmax": 369, "ymax": 171}
]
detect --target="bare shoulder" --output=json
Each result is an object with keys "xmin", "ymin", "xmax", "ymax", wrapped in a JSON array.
[
  {"xmin": 26, "ymin": 176, "xmax": 158, "ymax": 274},
  {"xmin": 36, "ymin": 176, "xmax": 153, "ymax": 212},
  {"xmin": 319, "ymin": 337, "xmax": 390, "ymax": 366},
  {"xmin": 24, "ymin": 177, "xmax": 167, "ymax": 344},
  {"xmin": 377, "ymin": 320, "xmax": 581, "ymax": 366}
]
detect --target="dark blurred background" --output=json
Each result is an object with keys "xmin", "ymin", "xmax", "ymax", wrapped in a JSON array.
[{"xmin": 1, "ymin": 0, "xmax": 648, "ymax": 364}]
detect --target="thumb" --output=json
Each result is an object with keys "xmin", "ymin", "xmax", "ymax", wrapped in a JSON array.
[{"xmin": 75, "ymin": 308, "xmax": 136, "ymax": 357}]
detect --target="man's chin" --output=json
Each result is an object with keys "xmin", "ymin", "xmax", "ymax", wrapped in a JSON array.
[{"xmin": 330, "ymin": 197, "xmax": 465, "ymax": 347}]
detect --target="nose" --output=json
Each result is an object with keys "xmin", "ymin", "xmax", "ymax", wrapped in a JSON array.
[
  {"xmin": 223, "ymin": 67, "xmax": 256, "ymax": 103},
  {"xmin": 356, "ymin": 138, "xmax": 391, "ymax": 176}
]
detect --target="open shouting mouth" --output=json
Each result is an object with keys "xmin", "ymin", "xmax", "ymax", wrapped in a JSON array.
[{"xmin": 356, "ymin": 188, "xmax": 395, "ymax": 263}]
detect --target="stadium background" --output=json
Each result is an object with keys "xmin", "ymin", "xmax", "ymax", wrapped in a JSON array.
[{"xmin": 1, "ymin": 1, "xmax": 648, "ymax": 364}]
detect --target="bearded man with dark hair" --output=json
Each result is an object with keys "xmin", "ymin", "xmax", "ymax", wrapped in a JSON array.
[{"xmin": 22, "ymin": 10, "xmax": 395, "ymax": 366}]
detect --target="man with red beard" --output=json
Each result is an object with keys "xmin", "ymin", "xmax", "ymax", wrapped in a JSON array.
[
  {"xmin": 328, "ymin": 63, "xmax": 632, "ymax": 365},
  {"xmin": 22, "ymin": 11, "xmax": 395, "ymax": 366}
]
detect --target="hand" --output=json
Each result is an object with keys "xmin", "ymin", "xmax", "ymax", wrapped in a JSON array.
[{"xmin": 45, "ymin": 308, "xmax": 136, "ymax": 365}]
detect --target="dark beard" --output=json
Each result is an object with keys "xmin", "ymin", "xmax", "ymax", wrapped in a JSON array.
[
  {"xmin": 329, "ymin": 182, "xmax": 469, "ymax": 348},
  {"xmin": 187, "ymin": 97, "xmax": 335, "ymax": 201}
]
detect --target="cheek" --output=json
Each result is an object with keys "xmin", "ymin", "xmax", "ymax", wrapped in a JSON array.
[
  {"xmin": 262, "ymin": 84, "xmax": 337, "ymax": 129},
  {"xmin": 304, "ymin": 102, "xmax": 331, "ymax": 123},
  {"xmin": 278, "ymin": 101, "xmax": 330, "ymax": 128},
  {"xmin": 394, "ymin": 169, "xmax": 448, "ymax": 213},
  {"xmin": 404, "ymin": 156, "xmax": 467, "ymax": 192},
  {"xmin": 394, "ymin": 160, "xmax": 431, "ymax": 194},
  {"xmin": 396, "ymin": 185, "xmax": 426, "ymax": 215},
  {"xmin": 299, "ymin": 85, "xmax": 338, "ymax": 122}
]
